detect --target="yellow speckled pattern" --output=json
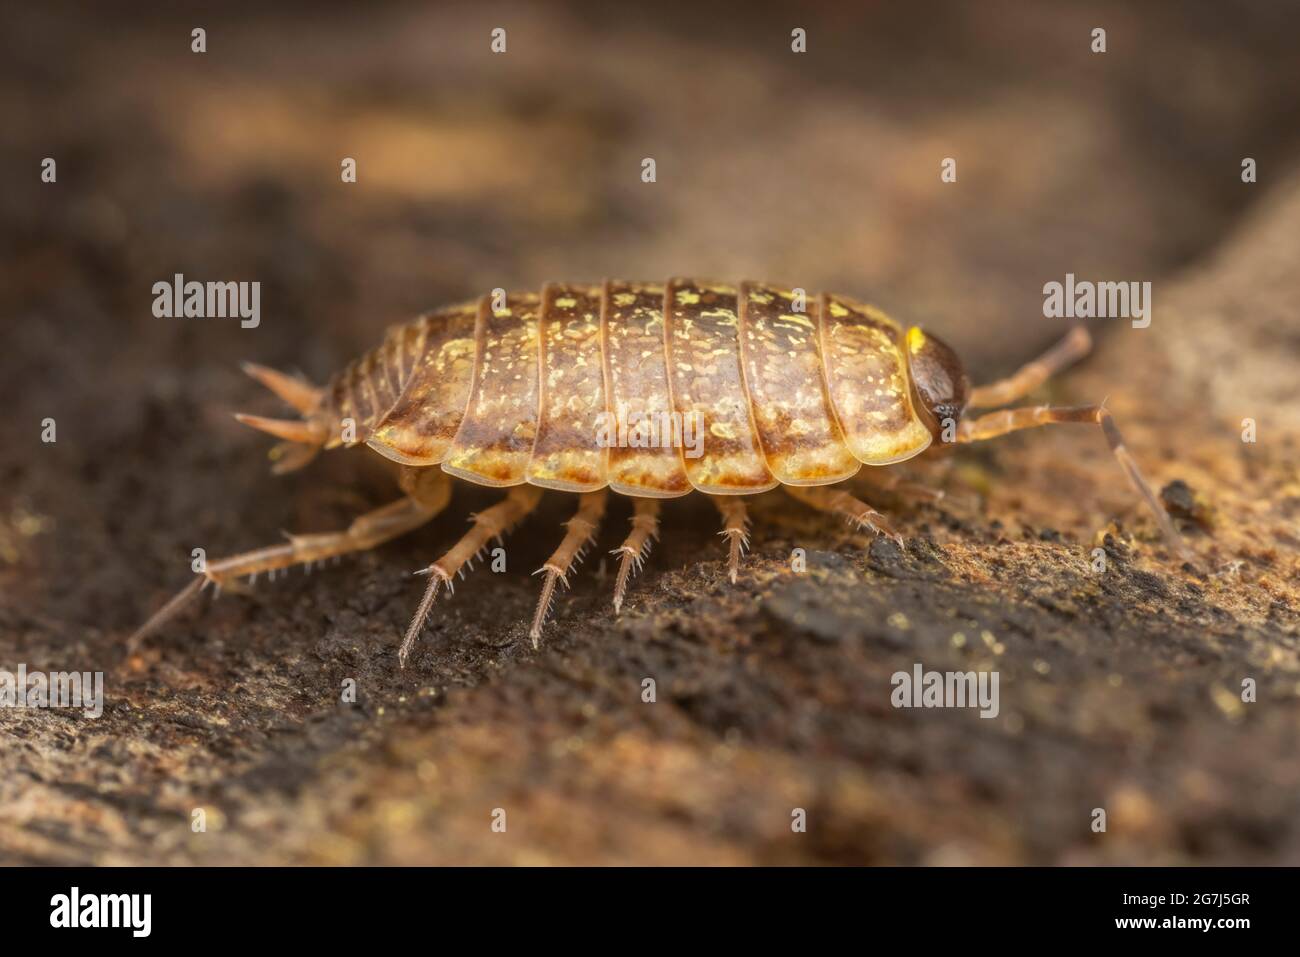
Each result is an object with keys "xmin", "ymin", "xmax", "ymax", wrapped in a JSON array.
[
  {"xmin": 441, "ymin": 293, "xmax": 541, "ymax": 486},
  {"xmin": 364, "ymin": 301, "xmax": 479, "ymax": 464},
  {"xmin": 327, "ymin": 281, "xmax": 935, "ymax": 495},
  {"xmin": 526, "ymin": 282, "xmax": 608, "ymax": 491},
  {"xmin": 738, "ymin": 281, "xmax": 861, "ymax": 485},
  {"xmin": 817, "ymin": 292, "xmax": 932, "ymax": 465},
  {"xmin": 664, "ymin": 279, "xmax": 777, "ymax": 493},
  {"xmin": 599, "ymin": 280, "xmax": 692, "ymax": 498}
]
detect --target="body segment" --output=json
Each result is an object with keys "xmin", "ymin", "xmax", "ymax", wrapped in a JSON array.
[
  {"xmin": 738, "ymin": 281, "xmax": 860, "ymax": 486},
  {"xmin": 817, "ymin": 292, "xmax": 933, "ymax": 465},
  {"xmin": 364, "ymin": 300, "xmax": 479, "ymax": 464},
  {"xmin": 528, "ymin": 282, "xmax": 608, "ymax": 492},
  {"xmin": 440, "ymin": 292, "xmax": 542, "ymax": 486},
  {"xmin": 663, "ymin": 279, "xmax": 778, "ymax": 494},
  {"xmin": 599, "ymin": 280, "xmax": 692, "ymax": 497}
]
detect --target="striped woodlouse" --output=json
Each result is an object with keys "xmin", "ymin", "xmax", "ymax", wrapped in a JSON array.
[{"xmin": 131, "ymin": 279, "xmax": 1195, "ymax": 665}]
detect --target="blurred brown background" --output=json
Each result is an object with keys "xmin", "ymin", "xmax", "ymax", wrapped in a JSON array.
[{"xmin": 1, "ymin": 0, "xmax": 1298, "ymax": 865}]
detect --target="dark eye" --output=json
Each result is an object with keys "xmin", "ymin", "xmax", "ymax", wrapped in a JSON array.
[{"xmin": 905, "ymin": 327, "xmax": 970, "ymax": 426}]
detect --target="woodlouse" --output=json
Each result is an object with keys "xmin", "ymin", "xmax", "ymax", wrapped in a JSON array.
[{"xmin": 131, "ymin": 279, "xmax": 1195, "ymax": 664}]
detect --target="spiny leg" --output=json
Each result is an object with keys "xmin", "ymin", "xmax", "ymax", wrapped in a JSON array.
[
  {"xmin": 710, "ymin": 495, "xmax": 750, "ymax": 584},
  {"xmin": 529, "ymin": 490, "xmax": 608, "ymax": 647},
  {"xmin": 127, "ymin": 577, "xmax": 207, "ymax": 653},
  {"xmin": 399, "ymin": 484, "xmax": 543, "ymax": 667},
  {"xmin": 128, "ymin": 470, "xmax": 452, "ymax": 652},
  {"xmin": 784, "ymin": 483, "xmax": 904, "ymax": 546},
  {"xmin": 612, "ymin": 498, "xmax": 661, "ymax": 614},
  {"xmin": 968, "ymin": 326, "xmax": 1092, "ymax": 409},
  {"xmin": 957, "ymin": 403, "xmax": 1196, "ymax": 566},
  {"xmin": 857, "ymin": 467, "xmax": 945, "ymax": 504}
]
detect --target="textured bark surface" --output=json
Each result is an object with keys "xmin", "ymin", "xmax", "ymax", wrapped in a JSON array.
[{"xmin": 2, "ymin": 1, "xmax": 1298, "ymax": 865}]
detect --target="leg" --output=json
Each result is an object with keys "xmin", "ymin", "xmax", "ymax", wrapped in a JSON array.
[
  {"xmin": 710, "ymin": 495, "xmax": 750, "ymax": 584},
  {"xmin": 785, "ymin": 483, "xmax": 903, "ymax": 545},
  {"xmin": 529, "ymin": 491, "xmax": 608, "ymax": 646},
  {"xmin": 128, "ymin": 468, "xmax": 452, "ymax": 651},
  {"xmin": 957, "ymin": 403, "xmax": 1196, "ymax": 565},
  {"xmin": 857, "ymin": 467, "xmax": 945, "ymax": 504},
  {"xmin": 612, "ymin": 497, "xmax": 660, "ymax": 613},
  {"xmin": 399, "ymin": 484, "xmax": 543, "ymax": 667},
  {"xmin": 968, "ymin": 327, "xmax": 1091, "ymax": 409}
]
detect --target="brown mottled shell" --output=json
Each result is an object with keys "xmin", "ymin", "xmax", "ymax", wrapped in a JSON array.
[{"xmin": 322, "ymin": 280, "xmax": 933, "ymax": 496}]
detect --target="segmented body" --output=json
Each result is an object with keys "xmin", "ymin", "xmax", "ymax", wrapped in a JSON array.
[
  {"xmin": 320, "ymin": 280, "xmax": 934, "ymax": 495},
  {"xmin": 134, "ymin": 280, "xmax": 1197, "ymax": 658}
]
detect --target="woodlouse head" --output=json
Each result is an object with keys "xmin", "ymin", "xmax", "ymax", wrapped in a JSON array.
[{"xmin": 905, "ymin": 326, "xmax": 970, "ymax": 435}]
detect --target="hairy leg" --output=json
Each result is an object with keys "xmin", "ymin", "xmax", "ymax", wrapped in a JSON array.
[
  {"xmin": 399, "ymin": 484, "xmax": 543, "ymax": 667},
  {"xmin": 612, "ymin": 497, "xmax": 661, "ymax": 613},
  {"xmin": 529, "ymin": 490, "xmax": 608, "ymax": 646},
  {"xmin": 709, "ymin": 495, "xmax": 750, "ymax": 584},
  {"xmin": 857, "ymin": 467, "xmax": 946, "ymax": 504},
  {"xmin": 129, "ymin": 467, "xmax": 452, "ymax": 651},
  {"xmin": 784, "ymin": 484, "xmax": 903, "ymax": 545}
]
